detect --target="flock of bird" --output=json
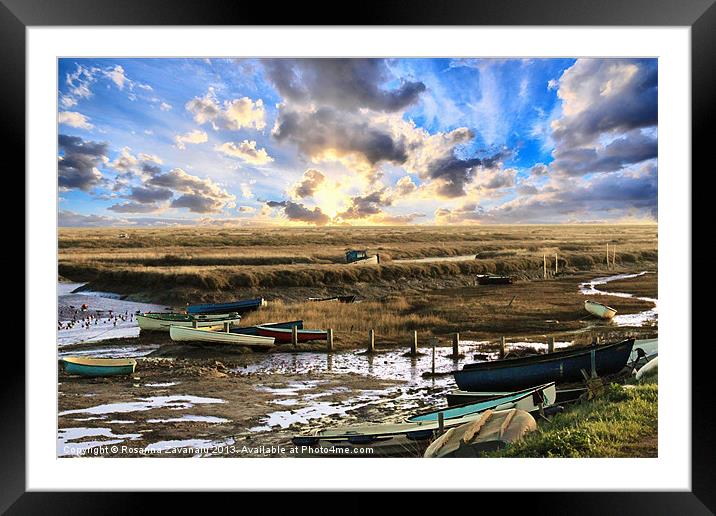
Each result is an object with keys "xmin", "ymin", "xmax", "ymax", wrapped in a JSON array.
[{"xmin": 58, "ymin": 305, "xmax": 138, "ymax": 331}]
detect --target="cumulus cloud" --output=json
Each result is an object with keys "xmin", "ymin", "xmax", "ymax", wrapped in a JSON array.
[
  {"xmin": 290, "ymin": 169, "xmax": 325, "ymax": 199},
  {"xmin": 263, "ymin": 59, "xmax": 426, "ymax": 113},
  {"xmin": 59, "ymin": 210, "xmax": 127, "ymax": 227},
  {"xmin": 266, "ymin": 200, "xmax": 330, "ymax": 226},
  {"xmin": 58, "ymin": 134, "xmax": 108, "ymax": 191},
  {"xmin": 108, "ymin": 201, "xmax": 164, "ymax": 213},
  {"xmin": 215, "ymin": 140, "xmax": 273, "ymax": 165},
  {"xmin": 104, "ymin": 65, "xmax": 129, "ymax": 90},
  {"xmin": 174, "ymin": 129, "xmax": 208, "ymax": 150},
  {"xmin": 185, "ymin": 88, "xmax": 266, "ymax": 131},
  {"xmin": 147, "ymin": 168, "xmax": 236, "ymax": 213},
  {"xmin": 337, "ymin": 189, "xmax": 393, "ymax": 220},
  {"xmin": 394, "ymin": 176, "xmax": 417, "ymax": 197},
  {"xmin": 58, "ymin": 111, "xmax": 93, "ymax": 130},
  {"xmin": 159, "ymin": 102, "xmax": 172, "ymax": 111}
]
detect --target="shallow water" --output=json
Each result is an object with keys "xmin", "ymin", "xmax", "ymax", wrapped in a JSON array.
[
  {"xmin": 57, "ymin": 282, "xmax": 171, "ymax": 346},
  {"xmin": 59, "ymin": 395, "xmax": 226, "ymax": 416},
  {"xmin": 579, "ymin": 271, "xmax": 658, "ymax": 327}
]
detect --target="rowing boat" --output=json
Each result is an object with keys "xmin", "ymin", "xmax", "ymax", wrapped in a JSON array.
[
  {"xmin": 453, "ymin": 338, "xmax": 635, "ymax": 391},
  {"xmin": 169, "ymin": 325, "xmax": 275, "ymax": 347},
  {"xmin": 256, "ymin": 326, "xmax": 328, "ymax": 343},
  {"xmin": 475, "ymin": 274, "xmax": 513, "ymax": 285},
  {"xmin": 292, "ymin": 382, "xmax": 555, "ymax": 445},
  {"xmin": 230, "ymin": 320, "xmax": 303, "ymax": 335},
  {"xmin": 61, "ymin": 356, "xmax": 137, "ymax": 377},
  {"xmin": 446, "ymin": 386, "xmax": 585, "ymax": 407},
  {"xmin": 186, "ymin": 297, "xmax": 266, "ymax": 315},
  {"xmin": 424, "ymin": 409, "xmax": 537, "ymax": 457},
  {"xmin": 584, "ymin": 299, "xmax": 617, "ymax": 319},
  {"xmin": 136, "ymin": 312, "xmax": 241, "ymax": 332},
  {"xmin": 635, "ymin": 356, "xmax": 658, "ymax": 380}
]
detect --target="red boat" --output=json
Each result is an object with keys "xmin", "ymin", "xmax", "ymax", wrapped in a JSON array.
[{"xmin": 256, "ymin": 326, "xmax": 328, "ymax": 343}]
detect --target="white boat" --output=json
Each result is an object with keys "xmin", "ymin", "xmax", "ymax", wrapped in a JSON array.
[
  {"xmin": 584, "ymin": 300, "xmax": 617, "ymax": 319},
  {"xmin": 349, "ymin": 254, "xmax": 379, "ymax": 265},
  {"xmin": 169, "ymin": 325, "xmax": 275, "ymax": 348},
  {"xmin": 635, "ymin": 356, "xmax": 658, "ymax": 380},
  {"xmin": 137, "ymin": 312, "xmax": 241, "ymax": 332}
]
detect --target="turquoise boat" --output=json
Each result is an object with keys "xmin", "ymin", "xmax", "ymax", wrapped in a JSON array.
[{"xmin": 61, "ymin": 357, "xmax": 137, "ymax": 377}]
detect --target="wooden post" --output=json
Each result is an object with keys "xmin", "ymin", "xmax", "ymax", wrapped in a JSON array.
[
  {"xmin": 223, "ymin": 321, "xmax": 230, "ymax": 333},
  {"xmin": 438, "ymin": 412, "xmax": 445, "ymax": 434},
  {"xmin": 547, "ymin": 336, "xmax": 555, "ymax": 354},
  {"xmin": 613, "ymin": 245, "xmax": 616, "ymax": 268},
  {"xmin": 292, "ymin": 325, "xmax": 298, "ymax": 346},
  {"xmin": 326, "ymin": 328, "xmax": 334, "ymax": 352},
  {"xmin": 499, "ymin": 336, "xmax": 506, "ymax": 359},
  {"xmin": 452, "ymin": 333, "xmax": 460, "ymax": 357},
  {"xmin": 411, "ymin": 330, "xmax": 418, "ymax": 356},
  {"xmin": 606, "ymin": 243, "xmax": 610, "ymax": 269},
  {"xmin": 543, "ymin": 254, "xmax": 547, "ymax": 279},
  {"xmin": 192, "ymin": 320, "xmax": 198, "ymax": 329},
  {"xmin": 431, "ymin": 339, "xmax": 437, "ymax": 374},
  {"xmin": 555, "ymin": 253, "xmax": 558, "ymax": 275},
  {"xmin": 367, "ymin": 329, "xmax": 375, "ymax": 353}
]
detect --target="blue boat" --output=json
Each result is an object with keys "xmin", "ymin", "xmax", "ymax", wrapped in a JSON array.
[
  {"xmin": 61, "ymin": 357, "xmax": 137, "ymax": 377},
  {"xmin": 230, "ymin": 320, "xmax": 303, "ymax": 335},
  {"xmin": 186, "ymin": 297, "xmax": 266, "ymax": 315},
  {"xmin": 453, "ymin": 338, "xmax": 635, "ymax": 392}
]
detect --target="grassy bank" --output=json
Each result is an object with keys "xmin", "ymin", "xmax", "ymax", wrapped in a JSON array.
[{"xmin": 487, "ymin": 375, "xmax": 658, "ymax": 458}]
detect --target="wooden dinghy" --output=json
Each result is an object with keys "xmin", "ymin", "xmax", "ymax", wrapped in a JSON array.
[
  {"xmin": 61, "ymin": 357, "xmax": 137, "ymax": 377},
  {"xmin": 230, "ymin": 320, "xmax": 303, "ymax": 336},
  {"xmin": 137, "ymin": 312, "xmax": 241, "ymax": 332},
  {"xmin": 446, "ymin": 386, "xmax": 585, "ymax": 408},
  {"xmin": 424, "ymin": 408, "xmax": 537, "ymax": 457},
  {"xmin": 292, "ymin": 383, "xmax": 555, "ymax": 446},
  {"xmin": 186, "ymin": 297, "xmax": 266, "ymax": 315},
  {"xmin": 256, "ymin": 326, "xmax": 328, "ymax": 343},
  {"xmin": 475, "ymin": 274, "xmax": 513, "ymax": 285},
  {"xmin": 584, "ymin": 299, "xmax": 617, "ymax": 319},
  {"xmin": 453, "ymin": 338, "xmax": 635, "ymax": 392},
  {"xmin": 169, "ymin": 325, "xmax": 275, "ymax": 347}
]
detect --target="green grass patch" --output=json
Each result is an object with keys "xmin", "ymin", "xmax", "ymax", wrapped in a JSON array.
[{"xmin": 487, "ymin": 378, "xmax": 658, "ymax": 458}]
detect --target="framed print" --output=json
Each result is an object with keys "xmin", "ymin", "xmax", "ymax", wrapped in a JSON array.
[{"xmin": 6, "ymin": 0, "xmax": 712, "ymax": 512}]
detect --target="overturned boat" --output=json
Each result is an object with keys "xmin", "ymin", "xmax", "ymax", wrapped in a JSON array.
[
  {"xmin": 475, "ymin": 274, "xmax": 513, "ymax": 285},
  {"xmin": 584, "ymin": 299, "xmax": 617, "ymax": 320},
  {"xmin": 186, "ymin": 297, "xmax": 266, "ymax": 315}
]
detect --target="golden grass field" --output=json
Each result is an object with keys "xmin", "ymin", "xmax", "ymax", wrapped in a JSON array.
[{"xmin": 59, "ymin": 225, "xmax": 657, "ymax": 348}]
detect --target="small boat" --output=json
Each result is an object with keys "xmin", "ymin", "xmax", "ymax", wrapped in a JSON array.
[
  {"xmin": 61, "ymin": 357, "xmax": 137, "ymax": 377},
  {"xmin": 136, "ymin": 312, "xmax": 241, "ymax": 332},
  {"xmin": 453, "ymin": 338, "xmax": 635, "ymax": 392},
  {"xmin": 292, "ymin": 383, "xmax": 555, "ymax": 446},
  {"xmin": 446, "ymin": 386, "xmax": 585, "ymax": 407},
  {"xmin": 169, "ymin": 325, "xmax": 275, "ymax": 347},
  {"xmin": 635, "ymin": 356, "xmax": 658, "ymax": 380},
  {"xmin": 230, "ymin": 320, "xmax": 303, "ymax": 335},
  {"xmin": 308, "ymin": 295, "xmax": 357, "ymax": 303},
  {"xmin": 584, "ymin": 299, "xmax": 617, "ymax": 319},
  {"xmin": 475, "ymin": 274, "xmax": 512, "ymax": 285},
  {"xmin": 186, "ymin": 297, "xmax": 266, "ymax": 315},
  {"xmin": 349, "ymin": 255, "xmax": 379, "ymax": 265},
  {"xmin": 424, "ymin": 409, "xmax": 537, "ymax": 457},
  {"xmin": 256, "ymin": 325, "xmax": 328, "ymax": 343}
]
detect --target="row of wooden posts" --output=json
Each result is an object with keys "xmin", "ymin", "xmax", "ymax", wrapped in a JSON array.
[{"xmin": 543, "ymin": 244, "xmax": 617, "ymax": 278}]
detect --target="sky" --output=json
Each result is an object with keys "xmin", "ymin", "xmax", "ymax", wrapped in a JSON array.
[{"xmin": 57, "ymin": 58, "xmax": 658, "ymax": 227}]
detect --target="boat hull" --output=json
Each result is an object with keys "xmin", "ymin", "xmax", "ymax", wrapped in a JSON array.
[
  {"xmin": 137, "ymin": 313, "xmax": 241, "ymax": 332},
  {"xmin": 169, "ymin": 325, "xmax": 275, "ymax": 347},
  {"xmin": 446, "ymin": 386, "xmax": 585, "ymax": 407},
  {"xmin": 453, "ymin": 339, "xmax": 635, "ymax": 392},
  {"xmin": 231, "ymin": 320, "xmax": 303, "ymax": 335},
  {"xmin": 256, "ymin": 326, "xmax": 328, "ymax": 343},
  {"xmin": 349, "ymin": 255, "xmax": 379, "ymax": 265},
  {"xmin": 187, "ymin": 297, "xmax": 266, "ymax": 315},
  {"xmin": 476, "ymin": 275, "xmax": 513, "ymax": 285},
  {"xmin": 61, "ymin": 357, "xmax": 137, "ymax": 377},
  {"xmin": 584, "ymin": 300, "xmax": 617, "ymax": 319}
]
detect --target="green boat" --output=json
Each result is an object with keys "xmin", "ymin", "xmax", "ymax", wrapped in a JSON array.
[{"xmin": 61, "ymin": 357, "xmax": 137, "ymax": 377}]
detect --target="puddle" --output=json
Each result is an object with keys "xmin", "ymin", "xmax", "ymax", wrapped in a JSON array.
[
  {"xmin": 108, "ymin": 420, "xmax": 136, "ymax": 424},
  {"xmin": 58, "ymin": 427, "xmax": 142, "ymax": 457},
  {"xmin": 146, "ymin": 415, "xmax": 230, "ymax": 424},
  {"xmin": 579, "ymin": 271, "xmax": 658, "ymax": 327},
  {"xmin": 145, "ymin": 382, "xmax": 179, "ymax": 388},
  {"xmin": 59, "ymin": 395, "xmax": 226, "ymax": 416},
  {"xmin": 58, "ymin": 346, "xmax": 159, "ymax": 358}
]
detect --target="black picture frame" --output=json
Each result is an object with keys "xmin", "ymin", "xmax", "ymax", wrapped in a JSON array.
[{"xmin": 6, "ymin": 0, "xmax": 710, "ymax": 512}]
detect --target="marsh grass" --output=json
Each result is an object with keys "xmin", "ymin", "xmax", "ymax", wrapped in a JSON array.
[{"xmin": 486, "ymin": 376, "xmax": 658, "ymax": 458}]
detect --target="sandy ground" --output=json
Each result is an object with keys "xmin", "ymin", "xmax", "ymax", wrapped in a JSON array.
[{"xmin": 57, "ymin": 268, "xmax": 658, "ymax": 458}]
